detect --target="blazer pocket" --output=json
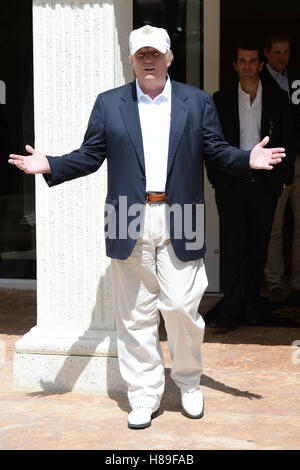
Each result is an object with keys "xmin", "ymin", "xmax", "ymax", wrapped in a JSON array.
[
  {"xmin": 189, "ymin": 128, "xmax": 202, "ymax": 137},
  {"xmin": 193, "ymin": 195, "xmax": 204, "ymax": 204}
]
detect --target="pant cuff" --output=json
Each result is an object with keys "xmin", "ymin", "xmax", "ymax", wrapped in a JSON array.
[
  {"xmin": 130, "ymin": 398, "xmax": 160, "ymax": 411},
  {"xmin": 174, "ymin": 382, "xmax": 201, "ymax": 393}
]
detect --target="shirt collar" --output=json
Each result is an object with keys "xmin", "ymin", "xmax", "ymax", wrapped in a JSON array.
[
  {"xmin": 267, "ymin": 63, "xmax": 288, "ymax": 80},
  {"xmin": 136, "ymin": 75, "xmax": 171, "ymax": 103},
  {"xmin": 238, "ymin": 80, "xmax": 262, "ymax": 101}
]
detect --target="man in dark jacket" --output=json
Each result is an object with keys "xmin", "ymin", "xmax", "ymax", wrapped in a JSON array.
[
  {"xmin": 207, "ymin": 43, "xmax": 295, "ymax": 329},
  {"xmin": 261, "ymin": 35, "xmax": 300, "ymax": 304}
]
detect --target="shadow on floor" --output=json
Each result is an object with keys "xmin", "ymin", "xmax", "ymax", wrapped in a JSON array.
[{"xmin": 1, "ymin": 289, "xmax": 299, "ymax": 346}]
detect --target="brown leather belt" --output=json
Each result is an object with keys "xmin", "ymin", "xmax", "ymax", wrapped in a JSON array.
[{"xmin": 145, "ymin": 192, "xmax": 165, "ymax": 203}]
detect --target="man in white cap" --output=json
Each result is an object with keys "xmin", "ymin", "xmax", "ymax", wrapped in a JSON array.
[{"xmin": 9, "ymin": 25, "xmax": 286, "ymax": 429}]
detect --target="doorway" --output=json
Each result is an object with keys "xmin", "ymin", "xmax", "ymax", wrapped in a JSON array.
[
  {"xmin": 0, "ymin": 0, "xmax": 35, "ymax": 283},
  {"xmin": 220, "ymin": 0, "xmax": 300, "ymax": 89},
  {"xmin": 220, "ymin": 0, "xmax": 300, "ymax": 295},
  {"xmin": 133, "ymin": 0, "xmax": 204, "ymax": 87}
]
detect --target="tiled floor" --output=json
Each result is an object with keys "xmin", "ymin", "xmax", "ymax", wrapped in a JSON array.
[{"xmin": 0, "ymin": 289, "xmax": 299, "ymax": 450}]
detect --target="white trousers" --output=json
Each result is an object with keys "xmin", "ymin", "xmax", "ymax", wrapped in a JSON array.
[
  {"xmin": 111, "ymin": 202, "xmax": 208, "ymax": 410},
  {"xmin": 265, "ymin": 155, "xmax": 300, "ymax": 290}
]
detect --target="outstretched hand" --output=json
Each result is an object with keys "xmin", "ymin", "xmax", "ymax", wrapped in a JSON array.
[
  {"xmin": 8, "ymin": 145, "xmax": 51, "ymax": 174},
  {"xmin": 250, "ymin": 136, "xmax": 285, "ymax": 170}
]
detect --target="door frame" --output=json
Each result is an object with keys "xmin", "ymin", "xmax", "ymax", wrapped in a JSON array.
[{"xmin": 203, "ymin": 0, "xmax": 221, "ymax": 292}]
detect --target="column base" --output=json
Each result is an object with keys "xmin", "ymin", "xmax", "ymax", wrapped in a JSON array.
[{"xmin": 13, "ymin": 327, "xmax": 127, "ymax": 395}]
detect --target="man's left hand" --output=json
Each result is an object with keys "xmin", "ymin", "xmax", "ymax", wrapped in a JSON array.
[{"xmin": 250, "ymin": 136, "xmax": 285, "ymax": 170}]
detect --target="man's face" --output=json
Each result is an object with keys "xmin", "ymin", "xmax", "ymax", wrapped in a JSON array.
[
  {"xmin": 130, "ymin": 47, "xmax": 172, "ymax": 87},
  {"xmin": 233, "ymin": 49, "xmax": 264, "ymax": 80},
  {"xmin": 264, "ymin": 41, "xmax": 290, "ymax": 74}
]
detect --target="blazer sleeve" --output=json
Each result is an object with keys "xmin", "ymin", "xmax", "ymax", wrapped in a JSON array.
[
  {"xmin": 44, "ymin": 94, "xmax": 107, "ymax": 187},
  {"xmin": 202, "ymin": 94, "xmax": 251, "ymax": 179}
]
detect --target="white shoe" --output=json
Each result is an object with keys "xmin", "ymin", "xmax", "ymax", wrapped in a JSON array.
[
  {"xmin": 181, "ymin": 388, "xmax": 204, "ymax": 419},
  {"xmin": 128, "ymin": 406, "xmax": 159, "ymax": 429}
]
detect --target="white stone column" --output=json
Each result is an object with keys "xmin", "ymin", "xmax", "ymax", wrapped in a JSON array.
[{"xmin": 14, "ymin": 0, "xmax": 132, "ymax": 394}]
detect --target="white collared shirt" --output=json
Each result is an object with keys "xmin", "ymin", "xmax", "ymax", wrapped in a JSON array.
[
  {"xmin": 136, "ymin": 76, "xmax": 171, "ymax": 192},
  {"xmin": 266, "ymin": 64, "xmax": 290, "ymax": 99},
  {"xmin": 238, "ymin": 80, "xmax": 262, "ymax": 151}
]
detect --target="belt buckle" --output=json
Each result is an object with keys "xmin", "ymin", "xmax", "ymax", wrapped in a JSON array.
[{"xmin": 146, "ymin": 192, "xmax": 165, "ymax": 203}]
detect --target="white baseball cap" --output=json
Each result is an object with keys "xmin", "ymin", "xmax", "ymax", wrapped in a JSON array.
[{"xmin": 129, "ymin": 25, "xmax": 171, "ymax": 55}]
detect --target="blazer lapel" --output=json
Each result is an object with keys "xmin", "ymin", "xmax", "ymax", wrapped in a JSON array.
[
  {"xmin": 119, "ymin": 82, "xmax": 145, "ymax": 173},
  {"xmin": 167, "ymin": 82, "xmax": 189, "ymax": 176},
  {"xmin": 119, "ymin": 81, "xmax": 189, "ymax": 176}
]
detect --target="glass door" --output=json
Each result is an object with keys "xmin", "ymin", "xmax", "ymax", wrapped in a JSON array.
[
  {"xmin": 0, "ymin": 0, "xmax": 35, "ymax": 282},
  {"xmin": 133, "ymin": 0, "xmax": 203, "ymax": 88}
]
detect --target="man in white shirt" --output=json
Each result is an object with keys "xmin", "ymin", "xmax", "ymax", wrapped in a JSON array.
[
  {"xmin": 207, "ymin": 43, "xmax": 294, "ymax": 330},
  {"xmin": 136, "ymin": 70, "xmax": 171, "ymax": 193},
  {"xmin": 9, "ymin": 30, "xmax": 287, "ymax": 429}
]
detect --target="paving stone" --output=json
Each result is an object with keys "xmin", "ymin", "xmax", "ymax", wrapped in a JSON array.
[{"xmin": 0, "ymin": 289, "xmax": 299, "ymax": 450}]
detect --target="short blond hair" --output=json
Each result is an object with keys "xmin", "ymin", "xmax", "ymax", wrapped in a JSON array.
[{"xmin": 166, "ymin": 50, "xmax": 174, "ymax": 63}]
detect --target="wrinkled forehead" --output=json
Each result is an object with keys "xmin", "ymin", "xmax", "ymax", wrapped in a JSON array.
[{"xmin": 134, "ymin": 46, "xmax": 163, "ymax": 55}]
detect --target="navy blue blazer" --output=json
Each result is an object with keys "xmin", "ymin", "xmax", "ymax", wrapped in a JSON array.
[{"xmin": 44, "ymin": 80, "xmax": 251, "ymax": 261}]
